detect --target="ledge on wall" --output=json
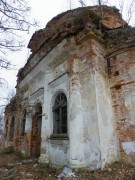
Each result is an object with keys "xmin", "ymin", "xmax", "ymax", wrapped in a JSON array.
[{"xmin": 48, "ymin": 134, "xmax": 69, "ymax": 140}]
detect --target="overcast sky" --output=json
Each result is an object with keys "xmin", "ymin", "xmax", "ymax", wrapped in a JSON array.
[
  {"xmin": 1, "ymin": 0, "xmax": 79, "ymax": 93},
  {"xmin": 1, "ymin": 0, "xmax": 134, "ymax": 103}
]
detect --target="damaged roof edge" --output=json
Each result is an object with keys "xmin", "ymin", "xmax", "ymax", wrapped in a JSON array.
[
  {"xmin": 17, "ymin": 5, "xmax": 131, "ymax": 84},
  {"xmin": 27, "ymin": 5, "xmax": 127, "ymax": 55}
]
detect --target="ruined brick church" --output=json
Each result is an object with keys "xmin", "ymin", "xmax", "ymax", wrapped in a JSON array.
[{"xmin": 2, "ymin": 6, "xmax": 135, "ymax": 169}]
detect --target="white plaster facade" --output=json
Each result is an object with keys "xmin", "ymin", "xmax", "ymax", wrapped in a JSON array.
[{"xmin": 16, "ymin": 36, "xmax": 117, "ymax": 169}]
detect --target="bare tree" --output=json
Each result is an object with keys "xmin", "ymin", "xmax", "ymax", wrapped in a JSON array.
[
  {"xmin": 99, "ymin": 0, "xmax": 135, "ymax": 25},
  {"xmin": 0, "ymin": 89, "xmax": 15, "ymax": 107},
  {"xmin": 78, "ymin": 0, "xmax": 86, "ymax": 7},
  {"xmin": 123, "ymin": 0, "xmax": 135, "ymax": 24},
  {"xmin": 0, "ymin": 0, "xmax": 37, "ymax": 71},
  {"xmin": 0, "ymin": 109, "xmax": 4, "ymax": 123},
  {"xmin": 77, "ymin": 0, "xmax": 135, "ymax": 26},
  {"xmin": 0, "ymin": 89, "xmax": 15, "ymax": 138}
]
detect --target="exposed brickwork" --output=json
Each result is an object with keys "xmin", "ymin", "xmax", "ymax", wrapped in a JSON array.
[
  {"xmin": 108, "ymin": 49, "xmax": 135, "ymax": 160},
  {"xmin": 17, "ymin": 5, "xmax": 126, "ymax": 84},
  {"xmin": 2, "ymin": 97, "xmax": 20, "ymax": 149},
  {"xmin": 2, "ymin": 96, "xmax": 31, "ymax": 155},
  {"xmin": 28, "ymin": 6, "xmax": 125, "ymax": 55},
  {"xmin": 30, "ymin": 114, "xmax": 42, "ymax": 157},
  {"xmin": 2, "ymin": 5, "xmax": 135, "ymax": 165}
]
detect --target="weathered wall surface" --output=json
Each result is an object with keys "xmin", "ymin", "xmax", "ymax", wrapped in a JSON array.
[
  {"xmin": 15, "ymin": 34, "xmax": 117, "ymax": 168},
  {"xmin": 53, "ymin": 36, "xmax": 116, "ymax": 168},
  {"xmin": 17, "ymin": 40, "xmax": 70, "ymax": 165},
  {"xmin": 2, "ymin": 97, "xmax": 22, "ymax": 150},
  {"xmin": 43, "ymin": 71, "xmax": 70, "ymax": 166},
  {"xmin": 108, "ymin": 47, "xmax": 135, "ymax": 161},
  {"xmin": 2, "ymin": 5, "xmax": 135, "ymax": 169},
  {"xmin": 17, "ymin": 5, "xmax": 126, "ymax": 84},
  {"xmin": 95, "ymin": 72, "xmax": 118, "ymax": 166}
]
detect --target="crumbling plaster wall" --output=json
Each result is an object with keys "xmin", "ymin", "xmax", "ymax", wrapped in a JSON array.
[
  {"xmin": 15, "ymin": 70, "xmax": 45, "ymax": 155},
  {"xmin": 108, "ymin": 47, "xmax": 135, "ymax": 161},
  {"xmin": 3, "ymin": 110, "xmax": 15, "ymax": 147},
  {"xmin": 40, "ymin": 38, "xmax": 116, "ymax": 168},
  {"xmin": 2, "ymin": 97, "xmax": 22, "ymax": 150},
  {"xmin": 17, "ymin": 39, "xmax": 70, "ymax": 164},
  {"xmin": 44, "ymin": 72, "xmax": 70, "ymax": 166},
  {"xmin": 68, "ymin": 38, "xmax": 117, "ymax": 168},
  {"xmin": 16, "ymin": 33, "xmax": 116, "ymax": 168},
  {"xmin": 3, "ymin": 5, "xmax": 135, "ymax": 168}
]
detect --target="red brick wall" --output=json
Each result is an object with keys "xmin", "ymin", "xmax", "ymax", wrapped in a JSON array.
[{"xmin": 109, "ymin": 47, "xmax": 135, "ymax": 160}]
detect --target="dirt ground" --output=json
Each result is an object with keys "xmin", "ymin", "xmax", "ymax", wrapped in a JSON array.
[{"xmin": 0, "ymin": 150, "xmax": 135, "ymax": 180}]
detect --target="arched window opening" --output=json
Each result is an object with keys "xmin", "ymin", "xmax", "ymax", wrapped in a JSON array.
[
  {"xmin": 22, "ymin": 111, "xmax": 26, "ymax": 136},
  {"xmin": 35, "ymin": 103, "xmax": 42, "ymax": 136},
  {"xmin": 4, "ymin": 120, "xmax": 8, "ymax": 139},
  {"xmin": 10, "ymin": 116, "xmax": 15, "ymax": 141},
  {"xmin": 53, "ymin": 92, "xmax": 67, "ymax": 134}
]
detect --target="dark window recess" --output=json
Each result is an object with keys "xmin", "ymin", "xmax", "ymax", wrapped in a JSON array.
[
  {"xmin": 22, "ymin": 111, "xmax": 26, "ymax": 136},
  {"xmin": 114, "ymin": 71, "xmax": 119, "ymax": 76},
  {"xmin": 37, "ymin": 116, "xmax": 42, "ymax": 136},
  {"xmin": 4, "ymin": 120, "xmax": 8, "ymax": 138},
  {"xmin": 107, "ymin": 58, "xmax": 111, "ymax": 74},
  {"xmin": 53, "ymin": 93, "xmax": 67, "ymax": 134},
  {"xmin": 115, "ymin": 84, "xmax": 121, "ymax": 90},
  {"xmin": 35, "ymin": 104, "xmax": 42, "ymax": 136},
  {"xmin": 10, "ymin": 116, "xmax": 15, "ymax": 141}
]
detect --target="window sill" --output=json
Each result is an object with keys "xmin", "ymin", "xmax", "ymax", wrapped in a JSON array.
[{"xmin": 49, "ymin": 134, "xmax": 69, "ymax": 140}]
